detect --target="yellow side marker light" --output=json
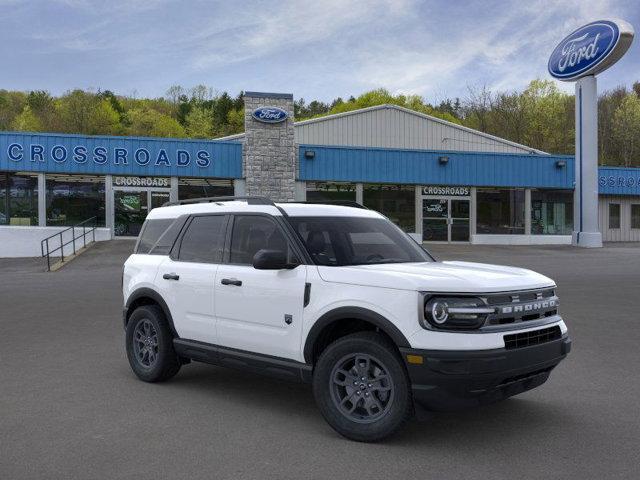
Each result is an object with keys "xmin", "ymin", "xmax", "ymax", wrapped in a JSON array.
[{"xmin": 406, "ymin": 354, "xmax": 424, "ymax": 365}]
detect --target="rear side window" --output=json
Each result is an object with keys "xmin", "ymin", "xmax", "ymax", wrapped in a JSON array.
[
  {"xmin": 136, "ymin": 219, "xmax": 173, "ymax": 254},
  {"xmin": 177, "ymin": 215, "xmax": 227, "ymax": 263},
  {"xmin": 148, "ymin": 217, "xmax": 188, "ymax": 255}
]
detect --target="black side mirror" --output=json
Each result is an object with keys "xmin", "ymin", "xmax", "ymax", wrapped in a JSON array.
[{"xmin": 252, "ymin": 249, "xmax": 296, "ymax": 270}]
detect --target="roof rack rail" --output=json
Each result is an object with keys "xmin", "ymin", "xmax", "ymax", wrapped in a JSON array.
[
  {"xmin": 162, "ymin": 195, "xmax": 275, "ymax": 207},
  {"xmin": 290, "ymin": 200, "xmax": 369, "ymax": 210}
]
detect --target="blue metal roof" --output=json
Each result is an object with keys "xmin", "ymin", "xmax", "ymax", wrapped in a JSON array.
[
  {"xmin": 0, "ymin": 132, "xmax": 242, "ymax": 178},
  {"xmin": 299, "ymin": 145, "xmax": 575, "ymax": 188},
  {"xmin": 598, "ymin": 166, "xmax": 640, "ymax": 196}
]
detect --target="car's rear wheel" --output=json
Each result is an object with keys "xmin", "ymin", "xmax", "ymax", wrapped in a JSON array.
[
  {"xmin": 126, "ymin": 305, "xmax": 181, "ymax": 382},
  {"xmin": 313, "ymin": 331, "xmax": 413, "ymax": 442}
]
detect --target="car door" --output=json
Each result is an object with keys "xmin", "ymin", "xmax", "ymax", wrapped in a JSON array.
[
  {"xmin": 214, "ymin": 214, "xmax": 307, "ymax": 361},
  {"xmin": 157, "ymin": 214, "xmax": 228, "ymax": 345}
]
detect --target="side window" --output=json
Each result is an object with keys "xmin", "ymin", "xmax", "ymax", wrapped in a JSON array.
[
  {"xmin": 229, "ymin": 215, "xmax": 293, "ymax": 265},
  {"xmin": 294, "ymin": 220, "xmax": 337, "ymax": 266},
  {"xmin": 136, "ymin": 219, "xmax": 173, "ymax": 254},
  {"xmin": 177, "ymin": 215, "xmax": 227, "ymax": 263}
]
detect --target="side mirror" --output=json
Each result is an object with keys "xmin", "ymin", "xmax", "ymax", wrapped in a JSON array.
[{"xmin": 252, "ymin": 249, "xmax": 296, "ymax": 270}]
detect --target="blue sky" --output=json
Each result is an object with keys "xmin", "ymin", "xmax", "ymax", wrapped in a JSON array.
[{"xmin": 1, "ymin": 0, "xmax": 639, "ymax": 103}]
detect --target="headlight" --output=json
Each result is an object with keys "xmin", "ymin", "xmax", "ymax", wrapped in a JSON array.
[{"xmin": 422, "ymin": 296, "xmax": 495, "ymax": 330}]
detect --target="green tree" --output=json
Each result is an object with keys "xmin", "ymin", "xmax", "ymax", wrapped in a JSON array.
[
  {"xmin": 185, "ymin": 107, "xmax": 213, "ymax": 138},
  {"xmin": 225, "ymin": 108, "xmax": 244, "ymax": 136},
  {"xmin": 127, "ymin": 107, "xmax": 186, "ymax": 137},
  {"xmin": 87, "ymin": 99, "xmax": 122, "ymax": 135},
  {"xmin": 0, "ymin": 90, "xmax": 27, "ymax": 130},
  {"xmin": 11, "ymin": 105, "xmax": 42, "ymax": 131},
  {"xmin": 611, "ymin": 93, "xmax": 640, "ymax": 167}
]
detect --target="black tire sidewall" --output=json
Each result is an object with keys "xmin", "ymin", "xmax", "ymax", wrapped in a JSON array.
[
  {"xmin": 313, "ymin": 332, "xmax": 412, "ymax": 442},
  {"xmin": 125, "ymin": 305, "xmax": 179, "ymax": 382}
]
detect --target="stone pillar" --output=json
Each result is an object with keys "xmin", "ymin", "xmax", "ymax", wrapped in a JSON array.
[{"xmin": 243, "ymin": 92, "xmax": 296, "ymax": 202}]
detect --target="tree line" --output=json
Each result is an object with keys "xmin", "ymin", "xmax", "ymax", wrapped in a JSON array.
[{"xmin": 1, "ymin": 80, "xmax": 639, "ymax": 166}]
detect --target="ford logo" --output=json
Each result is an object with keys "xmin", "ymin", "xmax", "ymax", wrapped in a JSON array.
[
  {"xmin": 548, "ymin": 20, "xmax": 634, "ymax": 81},
  {"xmin": 252, "ymin": 106, "xmax": 288, "ymax": 124}
]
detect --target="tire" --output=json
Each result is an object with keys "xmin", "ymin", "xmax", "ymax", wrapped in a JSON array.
[
  {"xmin": 125, "ymin": 305, "xmax": 181, "ymax": 382},
  {"xmin": 312, "ymin": 331, "xmax": 413, "ymax": 442}
]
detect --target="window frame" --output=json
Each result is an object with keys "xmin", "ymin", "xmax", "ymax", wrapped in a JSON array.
[
  {"xmin": 224, "ymin": 213, "xmax": 307, "ymax": 266},
  {"xmin": 170, "ymin": 213, "xmax": 230, "ymax": 264}
]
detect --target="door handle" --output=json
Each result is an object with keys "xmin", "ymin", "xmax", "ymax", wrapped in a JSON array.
[
  {"xmin": 163, "ymin": 273, "xmax": 180, "ymax": 281},
  {"xmin": 221, "ymin": 278, "xmax": 242, "ymax": 286}
]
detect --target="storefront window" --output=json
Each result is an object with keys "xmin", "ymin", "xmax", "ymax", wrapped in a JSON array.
[
  {"xmin": 531, "ymin": 189, "xmax": 573, "ymax": 235},
  {"xmin": 0, "ymin": 172, "xmax": 38, "ymax": 226},
  {"xmin": 46, "ymin": 175, "xmax": 105, "ymax": 227},
  {"xmin": 477, "ymin": 188, "xmax": 525, "ymax": 234},
  {"xmin": 178, "ymin": 178, "xmax": 234, "ymax": 200},
  {"xmin": 306, "ymin": 182, "xmax": 356, "ymax": 203},
  {"xmin": 363, "ymin": 184, "xmax": 415, "ymax": 232}
]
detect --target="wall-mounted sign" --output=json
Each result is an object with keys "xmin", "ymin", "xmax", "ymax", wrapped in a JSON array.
[
  {"xmin": 113, "ymin": 176, "xmax": 170, "ymax": 188},
  {"xmin": 548, "ymin": 19, "xmax": 634, "ymax": 81},
  {"xmin": 252, "ymin": 106, "xmax": 288, "ymax": 123},
  {"xmin": 422, "ymin": 186, "xmax": 469, "ymax": 196}
]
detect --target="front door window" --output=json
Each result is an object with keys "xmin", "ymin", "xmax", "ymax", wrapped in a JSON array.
[{"xmin": 422, "ymin": 199, "xmax": 448, "ymax": 241}]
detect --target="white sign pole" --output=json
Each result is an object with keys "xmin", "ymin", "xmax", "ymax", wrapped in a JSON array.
[{"xmin": 573, "ymin": 75, "xmax": 602, "ymax": 247}]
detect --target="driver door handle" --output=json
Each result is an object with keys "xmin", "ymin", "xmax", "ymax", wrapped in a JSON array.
[
  {"xmin": 162, "ymin": 273, "xmax": 180, "ymax": 281},
  {"xmin": 221, "ymin": 278, "xmax": 242, "ymax": 287}
]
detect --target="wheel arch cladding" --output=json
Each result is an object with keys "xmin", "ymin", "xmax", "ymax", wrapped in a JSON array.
[
  {"xmin": 125, "ymin": 288, "xmax": 178, "ymax": 337},
  {"xmin": 304, "ymin": 307, "xmax": 411, "ymax": 364}
]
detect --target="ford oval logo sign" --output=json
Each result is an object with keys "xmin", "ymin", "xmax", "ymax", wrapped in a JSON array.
[
  {"xmin": 548, "ymin": 20, "xmax": 634, "ymax": 81},
  {"xmin": 252, "ymin": 106, "xmax": 288, "ymax": 123}
]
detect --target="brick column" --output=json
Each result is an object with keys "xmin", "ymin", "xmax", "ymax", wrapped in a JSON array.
[{"xmin": 243, "ymin": 92, "xmax": 296, "ymax": 202}]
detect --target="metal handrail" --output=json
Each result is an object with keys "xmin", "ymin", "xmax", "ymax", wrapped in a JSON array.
[{"xmin": 40, "ymin": 217, "xmax": 97, "ymax": 271}]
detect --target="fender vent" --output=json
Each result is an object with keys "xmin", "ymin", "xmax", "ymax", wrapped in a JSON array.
[{"xmin": 504, "ymin": 326, "xmax": 561, "ymax": 350}]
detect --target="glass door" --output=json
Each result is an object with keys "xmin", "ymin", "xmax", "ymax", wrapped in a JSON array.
[
  {"xmin": 112, "ymin": 187, "xmax": 171, "ymax": 237},
  {"xmin": 450, "ymin": 199, "xmax": 470, "ymax": 242},
  {"xmin": 151, "ymin": 191, "xmax": 170, "ymax": 210},
  {"xmin": 422, "ymin": 199, "xmax": 448, "ymax": 241},
  {"xmin": 114, "ymin": 190, "xmax": 148, "ymax": 237},
  {"xmin": 422, "ymin": 197, "xmax": 470, "ymax": 242}
]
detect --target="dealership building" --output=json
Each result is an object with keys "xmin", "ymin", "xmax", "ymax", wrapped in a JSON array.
[{"xmin": 1, "ymin": 91, "xmax": 639, "ymax": 257}]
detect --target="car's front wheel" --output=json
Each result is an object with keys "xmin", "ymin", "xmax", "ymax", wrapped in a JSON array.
[
  {"xmin": 312, "ymin": 332, "xmax": 413, "ymax": 442},
  {"xmin": 125, "ymin": 305, "xmax": 181, "ymax": 382}
]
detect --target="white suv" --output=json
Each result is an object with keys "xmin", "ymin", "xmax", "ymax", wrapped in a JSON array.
[{"xmin": 122, "ymin": 196, "xmax": 571, "ymax": 441}]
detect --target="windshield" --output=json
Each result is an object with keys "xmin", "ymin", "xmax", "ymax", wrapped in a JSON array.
[{"xmin": 288, "ymin": 216, "xmax": 433, "ymax": 266}]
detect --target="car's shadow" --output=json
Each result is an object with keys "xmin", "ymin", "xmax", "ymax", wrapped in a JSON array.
[{"xmin": 134, "ymin": 362, "xmax": 576, "ymax": 445}]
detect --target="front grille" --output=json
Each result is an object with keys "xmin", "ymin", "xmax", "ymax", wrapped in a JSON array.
[
  {"xmin": 504, "ymin": 326, "xmax": 562, "ymax": 350},
  {"xmin": 483, "ymin": 289, "xmax": 558, "ymax": 327}
]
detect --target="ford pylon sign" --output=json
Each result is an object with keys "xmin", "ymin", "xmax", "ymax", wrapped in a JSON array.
[
  {"xmin": 548, "ymin": 19, "xmax": 634, "ymax": 81},
  {"xmin": 252, "ymin": 106, "xmax": 288, "ymax": 123}
]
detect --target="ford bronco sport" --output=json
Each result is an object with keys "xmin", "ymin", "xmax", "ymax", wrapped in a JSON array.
[{"xmin": 122, "ymin": 196, "xmax": 571, "ymax": 441}]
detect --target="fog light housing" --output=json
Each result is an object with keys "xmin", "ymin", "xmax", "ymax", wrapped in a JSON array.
[{"xmin": 422, "ymin": 296, "xmax": 494, "ymax": 330}]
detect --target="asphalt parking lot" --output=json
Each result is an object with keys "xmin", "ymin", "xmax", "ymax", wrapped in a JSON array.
[{"xmin": 1, "ymin": 240, "xmax": 639, "ymax": 480}]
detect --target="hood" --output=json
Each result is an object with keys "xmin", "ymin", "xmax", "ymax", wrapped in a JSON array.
[{"xmin": 316, "ymin": 261, "xmax": 555, "ymax": 293}]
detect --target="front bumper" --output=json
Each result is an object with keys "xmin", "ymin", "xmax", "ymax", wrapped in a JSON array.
[{"xmin": 400, "ymin": 334, "xmax": 571, "ymax": 411}]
